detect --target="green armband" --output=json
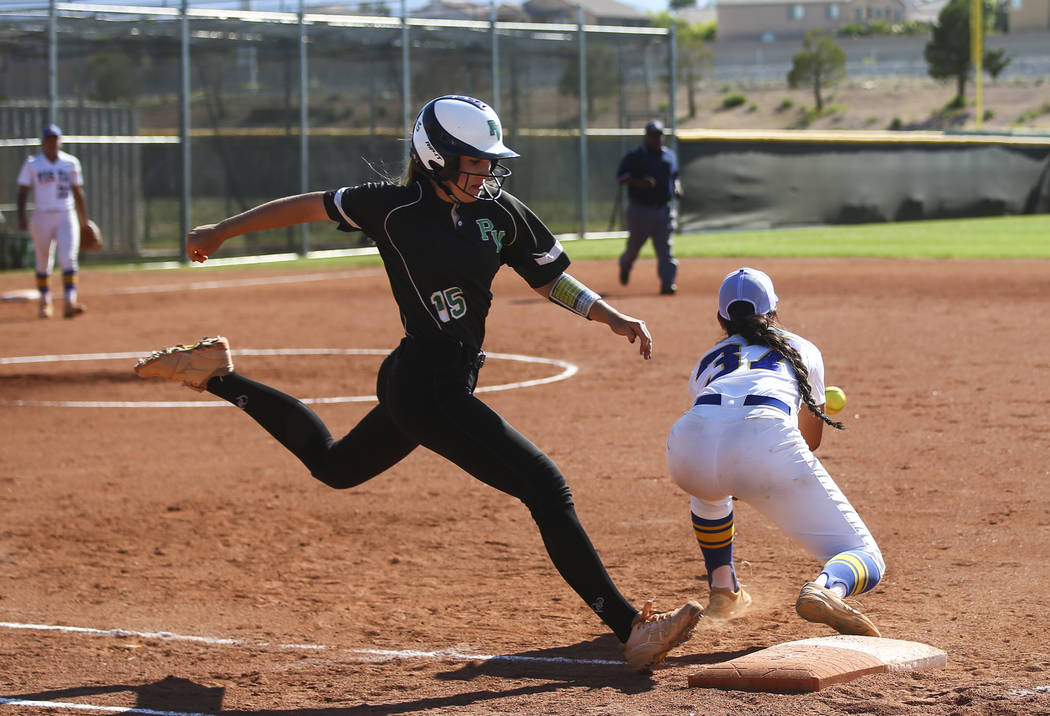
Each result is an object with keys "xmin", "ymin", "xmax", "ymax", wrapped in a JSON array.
[{"xmin": 549, "ymin": 273, "xmax": 600, "ymax": 319}]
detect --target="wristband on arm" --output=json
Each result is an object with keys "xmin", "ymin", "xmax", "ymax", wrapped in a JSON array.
[{"xmin": 548, "ymin": 272, "xmax": 600, "ymax": 319}]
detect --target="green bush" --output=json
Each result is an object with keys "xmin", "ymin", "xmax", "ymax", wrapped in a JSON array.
[
  {"xmin": 720, "ymin": 92, "xmax": 747, "ymax": 109},
  {"xmin": 889, "ymin": 117, "xmax": 903, "ymax": 130},
  {"xmin": 840, "ymin": 19, "xmax": 928, "ymax": 37},
  {"xmin": 1016, "ymin": 102, "xmax": 1050, "ymax": 124},
  {"xmin": 776, "ymin": 98, "xmax": 794, "ymax": 112},
  {"xmin": 838, "ymin": 22, "xmax": 871, "ymax": 37}
]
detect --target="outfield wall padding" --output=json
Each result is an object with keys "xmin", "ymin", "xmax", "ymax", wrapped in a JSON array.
[{"xmin": 676, "ymin": 132, "xmax": 1050, "ymax": 231}]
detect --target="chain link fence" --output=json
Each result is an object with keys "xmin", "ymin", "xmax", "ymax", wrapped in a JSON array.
[{"xmin": 0, "ymin": 2, "xmax": 674, "ymax": 260}]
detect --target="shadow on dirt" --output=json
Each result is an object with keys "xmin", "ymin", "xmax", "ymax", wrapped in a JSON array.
[{"xmin": 5, "ymin": 640, "xmax": 766, "ymax": 714}]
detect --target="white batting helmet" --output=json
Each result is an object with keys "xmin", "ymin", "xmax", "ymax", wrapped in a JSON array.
[{"xmin": 411, "ymin": 95, "xmax": 517, "ymax": 198}]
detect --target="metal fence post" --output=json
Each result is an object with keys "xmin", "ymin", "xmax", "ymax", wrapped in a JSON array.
[
  {"xmin": 48, "ymin": 0, "xmax": 57, "ymax": 124},
  {"xmin": 669, "ymin": 22, "xmax": 677, "ymax": 144},
  {"xmin": 402, "ymin": 0, "xmax": 411, "ymax": 138},
  {"xmin": 491, "ymin": 0, "xmax": 499, "ymax": 109},
  {"xmin": 668, "ymin": 23, "xmax": 679, "ymax": 233},
  {"xmin": 179, "ymin": 0, "xmax": 191, "ymax": 262},
  {"xmin": 298, "ymin": 0, "xmax": 309, "ymax": 255},
  {"xmin": 577, "ymin": 5, "xmax": 587, "ymax": 239}
]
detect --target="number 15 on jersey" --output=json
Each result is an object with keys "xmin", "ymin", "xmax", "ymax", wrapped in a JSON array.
[{"xmin": 430, "ymin": 287, "xmax": 466, "ymax": 323}]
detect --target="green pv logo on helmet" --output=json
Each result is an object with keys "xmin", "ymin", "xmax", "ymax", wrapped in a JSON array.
[{"xmin": 487, "ymin": 120, "xmax": 500, "ymax": 139}]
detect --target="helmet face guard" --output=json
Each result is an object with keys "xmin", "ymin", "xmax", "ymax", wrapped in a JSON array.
[{"xmin": 411, "ymin": 95, "xmax": 518, "ymax": 200}]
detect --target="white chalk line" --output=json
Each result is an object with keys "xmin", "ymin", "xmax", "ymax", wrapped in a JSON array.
[
  {"xmin": 102, "ymin": 269, "xmax": 380, "ymax": 295},
  {"xmin": 1, "ymin": 618, "xmax": 619, "ymax": 716},
  {"xmin": 0, "ymin": 698, "xmax": 211, "ymax": 716},
  {"xmin": 0, "ymin": 349, "xmax": 578, "ymax": 408},
  {"xmin": 0, "ymin": 620, "xmax": 622, "ymax": 667},
  {"xmin": 0, "ymin": 270, "xmax": 379, "ymax": 303}
]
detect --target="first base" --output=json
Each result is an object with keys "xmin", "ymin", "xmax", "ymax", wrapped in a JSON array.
[{"xmin": 687, "ymin": 635, "xmax": 947, "ymax": 693}]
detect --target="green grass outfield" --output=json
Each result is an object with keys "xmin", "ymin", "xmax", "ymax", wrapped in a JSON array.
[
  {"xmin": 90, "ymin": 214, "xmax": 1050, "ymax": 272},
  {"xmin": 571, "ymin": 215, "xmax": 1050, "ymax": 261}
]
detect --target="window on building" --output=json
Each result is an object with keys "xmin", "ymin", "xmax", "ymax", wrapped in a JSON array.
[
  {"xmin": 788, "ymin": 3, "xmax": 805, "ymax": 19},
  {"xmin": 827, "ymin": 3, "xmax": 840, "ymax": 19},
  {"xmin": 1011, "ymin": 0, "xmax": 1021, "ymax": 8},
  {"xmin": 856, "ymin": 6, "xmax": 863, "ymax": 20}
]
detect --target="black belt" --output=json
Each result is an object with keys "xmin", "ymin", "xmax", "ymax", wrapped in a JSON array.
[{"xmin": 693, "ymin": 393, "xmax": 791, "ymax": 415}]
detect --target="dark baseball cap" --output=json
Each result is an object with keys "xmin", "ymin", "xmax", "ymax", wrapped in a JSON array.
[
  {"xmin": 42, "ymin": 123, "xmax": 62, "ymax": 138},
  {"xmin": 645, "ymin": 120, "xmax": 664, "ymax": 134}
]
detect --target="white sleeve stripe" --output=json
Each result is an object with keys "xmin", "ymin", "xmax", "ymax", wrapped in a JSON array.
[
  {"xmin": 332, "ymin": 187, "xmax": 355, "ymax": 226},
  {"xmin": 533, "ymin": 240, "xmax": 564, "ymax": 265}
]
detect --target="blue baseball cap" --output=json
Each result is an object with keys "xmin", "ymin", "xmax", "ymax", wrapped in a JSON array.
[
  {"xmin": 42, "ymin": 123, "xmax": 62, "ymax": 138},
  {"xmin": 718, "ymin": 267, "xmax": 779, "ymax": 320}
]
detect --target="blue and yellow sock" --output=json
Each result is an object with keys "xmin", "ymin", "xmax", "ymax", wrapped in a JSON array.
[
  {"xmin": 36, "ymin": 272, "xmax": 50, "ymax": 302},
  {"xmin": 821, "ymin": 549, "xmax": 883, "ymax": 597},
  {"xmin": 692, "ymin": 510, "xmax": 737, "ymax": 590},
  {"xmin": 62, "ymin": 270, "xmax": 78, "ymax": 305}
]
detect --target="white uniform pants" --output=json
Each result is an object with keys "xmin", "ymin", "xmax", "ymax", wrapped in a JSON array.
[
  {"xmin": 666, "ymin": 404, "xmax": 882, "ymax": 566},
  {"xmin": 30, "ymin": 209, "xmax": 79, "ymax": 275}
]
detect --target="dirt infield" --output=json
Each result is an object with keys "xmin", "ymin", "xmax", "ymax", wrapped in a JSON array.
[{"xmin": 2, "ymin": 256, "xmax": 1049, "ymax": 715}]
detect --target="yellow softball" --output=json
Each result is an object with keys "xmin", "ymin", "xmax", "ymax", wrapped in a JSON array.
[{"xmin": 825, "ymin": 386, "xmax": 846, "ymax": 415}]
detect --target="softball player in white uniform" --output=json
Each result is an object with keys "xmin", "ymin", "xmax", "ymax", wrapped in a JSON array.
[
  {"xmin": 16, "ymin": 123, "xmax": 88, "ymax": 319},
  {"xmin": 666, "ymin": 267, "xmax": 885, "ymax": 637}
]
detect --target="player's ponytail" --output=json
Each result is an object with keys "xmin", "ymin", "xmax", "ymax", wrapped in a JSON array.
[{"xmin": 720, "ymin": 306, "xmax": 844, "ymax": 430}]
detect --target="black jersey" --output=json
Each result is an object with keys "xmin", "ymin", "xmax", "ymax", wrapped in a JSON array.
[{"xmin": 324, "ymin": 180, "xmax": 571, "ymax": 352}]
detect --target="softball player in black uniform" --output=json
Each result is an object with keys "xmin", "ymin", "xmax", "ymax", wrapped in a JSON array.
[{"xmin": 136, "ymin": 95, "xmax": 701, "ymax": 671}]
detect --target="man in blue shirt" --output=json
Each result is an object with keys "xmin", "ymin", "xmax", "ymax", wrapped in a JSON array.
[{"xmin": 616, "ymin": 120, "xmax": 682, "ymax": 295}]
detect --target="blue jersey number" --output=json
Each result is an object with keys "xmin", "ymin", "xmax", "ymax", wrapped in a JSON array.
[
  {"xmin": 749, "ymin": 348, "xmax": 785, "ymax": 372},
  {"xmin": 696, "ymin": 345, "xmax": 740, "ymax": 385},
  {"xmin": 697, "ymin": 345, "xmax": 785, "ymax": 386}
]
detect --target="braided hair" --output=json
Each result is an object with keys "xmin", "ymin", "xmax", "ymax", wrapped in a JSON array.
[{"xmin": 720, "ymin": 301, "xmax": 844, "ymax": 430}]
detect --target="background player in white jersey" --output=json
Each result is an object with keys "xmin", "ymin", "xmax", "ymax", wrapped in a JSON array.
[
  {"xmin": 16, "ymin": 123, "xmax": 89, "ymax": 319},
  {"xmin": 665, "ymin": 267, "xmax": 885, "ymax": 637}
]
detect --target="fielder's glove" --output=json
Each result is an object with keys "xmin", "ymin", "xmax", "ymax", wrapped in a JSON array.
[{"xmin": 80, "ymin": 219, "xmax": 103, "ymax": 252}]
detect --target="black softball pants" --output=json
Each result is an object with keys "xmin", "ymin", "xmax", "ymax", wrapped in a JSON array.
[{"xmin": 207, "ymin": 336, "xmax": 638, "ymax": 642}]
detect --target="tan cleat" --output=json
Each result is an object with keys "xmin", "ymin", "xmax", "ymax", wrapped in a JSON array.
[
  {"xmin": 134, "ymin": 336, "xmax": 234, "ymax": 392},
  {"xmin": 63, "ymin": 302, "xmax": 86, "ymax": 319},
  {"xmin": 705, "ymin": 586, "xmax": 752, "ymax": 621},
  {"xmin": 623, "ymin": 599, "xmax": 703, "ymax": 672},
  {"xmin": 795, "ymin": 581, "xmax": 880, "ymax": 637},
  {"xmin": 39, "ymin": 302, "xmax": 53, "ymax": 319}
]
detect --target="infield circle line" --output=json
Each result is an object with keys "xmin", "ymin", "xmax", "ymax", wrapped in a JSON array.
[{"xmin": 0, "ymin": 348, "xmax": 578, "ymax": 408}]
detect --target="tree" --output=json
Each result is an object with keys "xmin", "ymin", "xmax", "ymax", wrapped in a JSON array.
[
  {"xmin": 924, "ymin": 0, "xmax": 995, "ymax": 105},
  {"xmin": 652, "ymin": 12, "xmax": 715, "ymax": 119},
  {"xmin": 984, "ymin": 47, "xmax": 1012, "ymax": 80},
  {"xmin": 87, "ymin": 48, "xmax": 142, "ymax": 103},
  {"xmin": 558, "ymin": 43, "xmax": 618, "ymax": 118},
  {"xmin": 786, "ymin": 30, "xmax": 846, "ymax": 112},
  {"xmin": 669, "ymin": 0, "xmax": 696, "ymax": 9}
]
